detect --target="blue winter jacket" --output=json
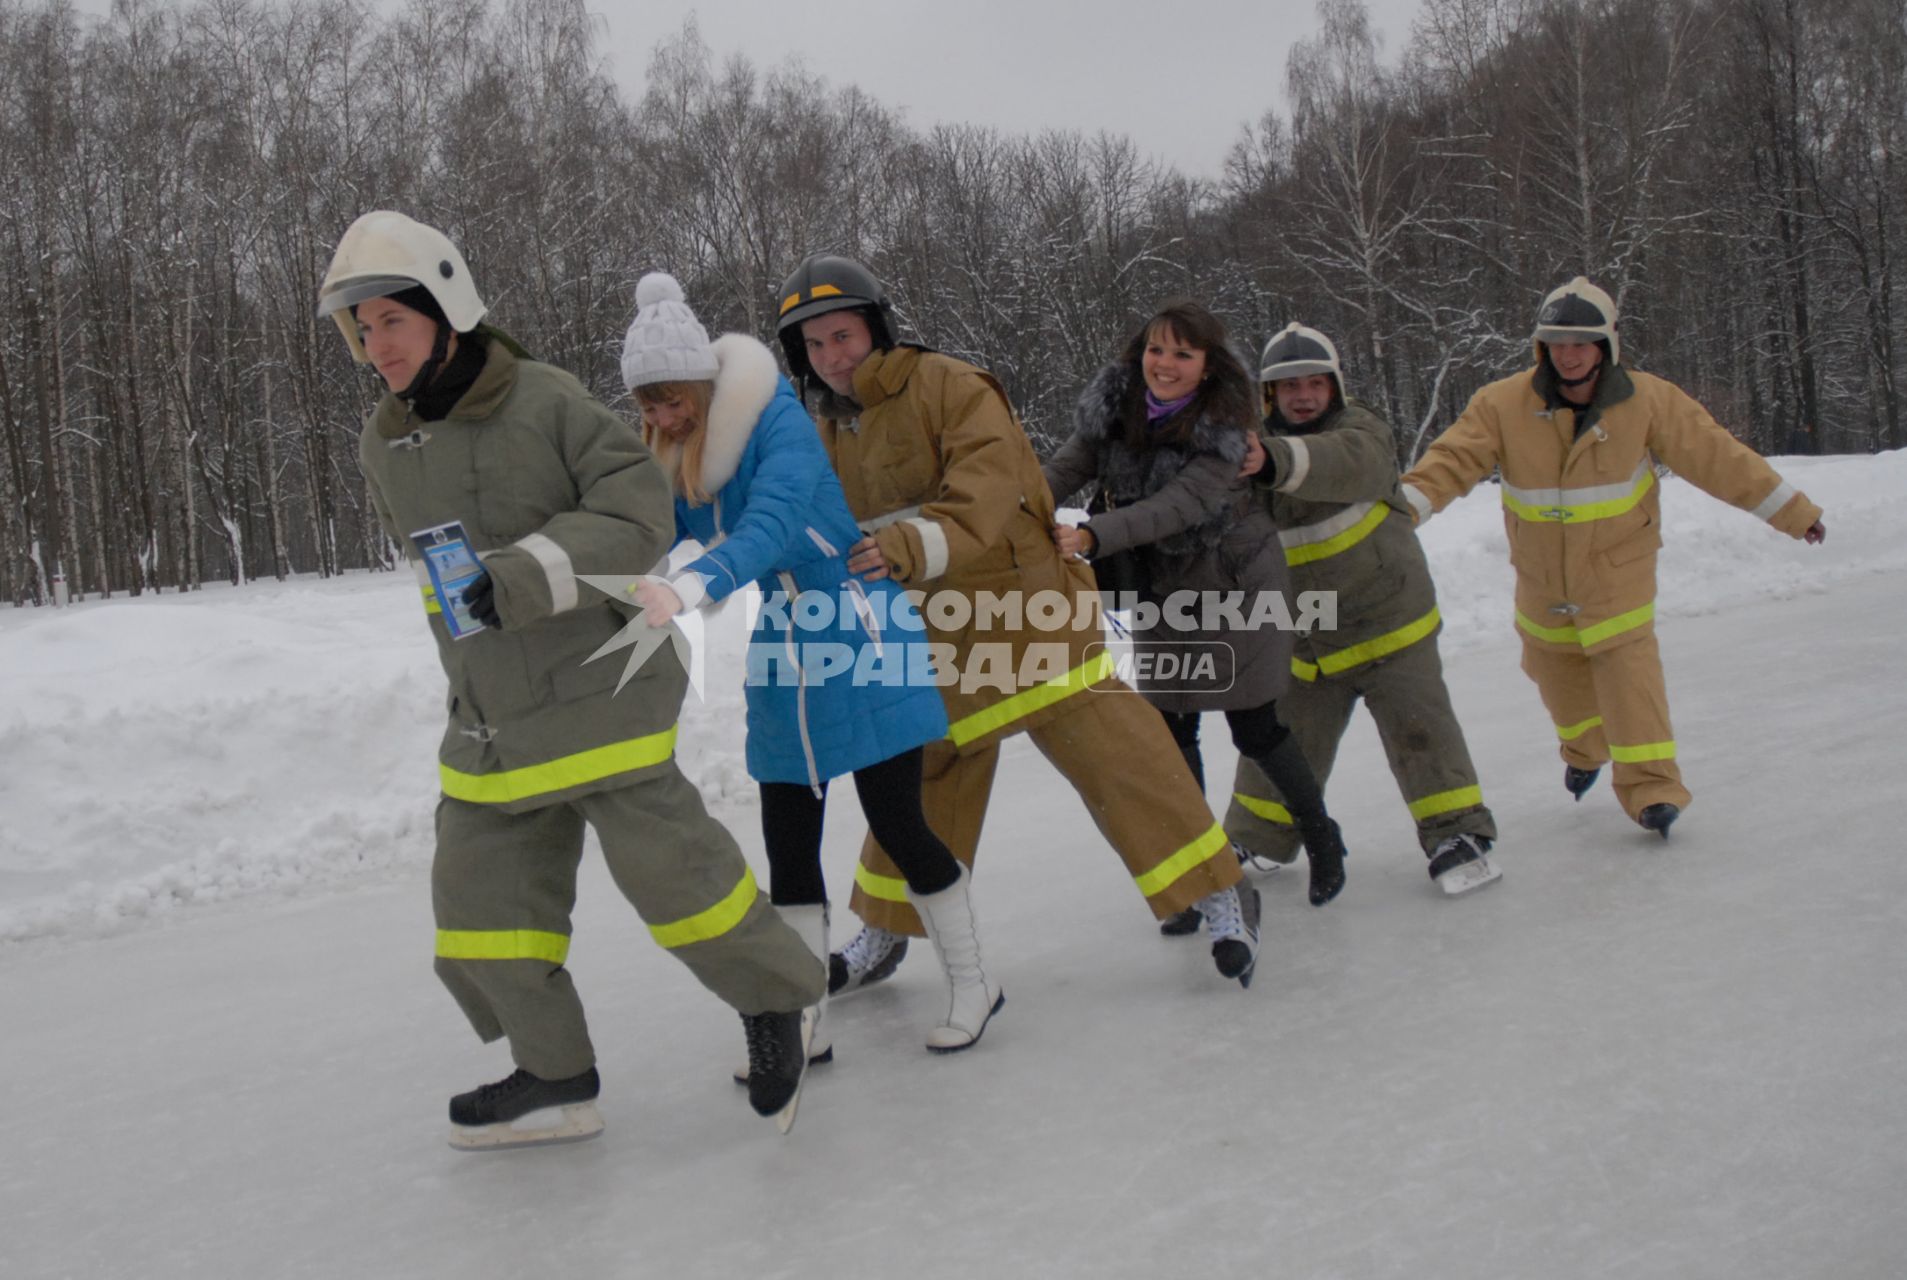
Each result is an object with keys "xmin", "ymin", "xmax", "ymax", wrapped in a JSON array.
[{"xmin": 665, "ymin": 335, "xmax": 947, "ymax": 786}]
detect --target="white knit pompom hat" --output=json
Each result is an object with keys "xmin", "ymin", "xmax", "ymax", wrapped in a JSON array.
[{"xmin": 621, "ymin": 271, "xmax": 719, "ymax": 390}]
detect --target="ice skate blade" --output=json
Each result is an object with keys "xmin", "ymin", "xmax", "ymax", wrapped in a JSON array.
[
  {"xmin": 772, "ymin": 1010, "xmax": 818, "ymax": 1135},
  {"xmin": 448, "ymin": 1101, "xmax": 603, "ymax": 1151},
  {"xmin": 1436, "ymin": 855, "xmax": 1502, "ymax": 896}
]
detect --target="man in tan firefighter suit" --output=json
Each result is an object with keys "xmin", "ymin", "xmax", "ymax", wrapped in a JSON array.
[
  {"xmin": 1234, "ymin": 323, "xmax": 1502, "ymax": 895},
  {"xmin": 319, "ymin": 212, "xmax": 824, "ymax": 1148},
  {"xmin": 774, "ymin": 255, "xmax": 1260, "ymax": 989},
  {"xmin": 1402, "ymin": 278, "xmax": 1827, "ymax": 835}
]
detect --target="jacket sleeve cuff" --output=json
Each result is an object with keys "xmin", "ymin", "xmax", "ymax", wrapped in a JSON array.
[{"xmin": 669, "ymin": 570, "xmax": 711, "ymax": 612}]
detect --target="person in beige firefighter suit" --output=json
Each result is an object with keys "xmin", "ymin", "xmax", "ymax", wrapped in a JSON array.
[
  {"xmin": 1402, "ymin": 278, "xmax": 1827, "ymax": 836},
  {"xmin": 319, "ymin": 212, "xmax": 825, "ymax": 1149},
  {"xmin": 774, "ymin": 255, "xmax": 1257, "ymax": 988},
  {"xmin": 1232, "ymin": 323, "xmax": 1502, "ymax": 896}
]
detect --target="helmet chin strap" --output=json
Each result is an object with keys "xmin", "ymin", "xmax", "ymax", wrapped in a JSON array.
[{"xmin": 398, "ymin": 321, "xmax": 453, "ymax": 410}]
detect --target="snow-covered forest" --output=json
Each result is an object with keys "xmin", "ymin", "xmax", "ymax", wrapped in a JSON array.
[{"xmin": 2, "ymin": 0, "xmax": 1903, "ymax": 605}]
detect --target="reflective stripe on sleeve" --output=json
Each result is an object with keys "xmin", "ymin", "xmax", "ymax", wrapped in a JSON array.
[
  {"xmin": 1401, "ymin": 483, "xmax": 1434, "ymax": 523},
  {"xmin": 648, "ymin": 866, "xmax": 761, "ymax": 949},
  {"xmin": 903, "ymin": 517, "xmax": 949, "ymax": 580},
  {"xmin": 1275, "ymin": 436, "xmax": 1313, "ymax": 494},
  {"xmin": 858, "ymin": 504, "xmax": 923, "ymax": 534},
  {"xmin": 439, "ymin": 725, "xmax": 679, "ymax": 805},
  {"xmin": 514, "ymin": 532, "xmax": 579, "ymax": 614},
  {"xmin": 1752, "ymin": 480, "xmax": 1798, "ymax": 522}
]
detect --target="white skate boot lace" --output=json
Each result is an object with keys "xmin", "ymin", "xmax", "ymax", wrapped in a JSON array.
[
  {"xmin": 840, "ymin": 925, "xmax": 898, "ymax": 977},
  {"xmin": 1198, "ymin": 887, "xmax": 1245, "ymax": 942}
]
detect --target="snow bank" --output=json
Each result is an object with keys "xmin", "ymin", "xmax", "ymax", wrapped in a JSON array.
[{"xmin": 2, "ymin": 450, "xmax": 1898, "ymax": 943}]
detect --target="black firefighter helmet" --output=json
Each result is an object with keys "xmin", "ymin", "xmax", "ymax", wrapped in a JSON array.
[{"xmin": 774, "ymin": 254, "xmax": 897, "ymax": 380}]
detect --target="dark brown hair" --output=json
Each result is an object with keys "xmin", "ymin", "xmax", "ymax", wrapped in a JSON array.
[{"xmin": 1117, "ymin": 299, "xmax": 1256, "ymax": 450}]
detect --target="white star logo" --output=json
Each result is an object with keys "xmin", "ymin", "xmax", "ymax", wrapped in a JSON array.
[{"xmin": 575, "ymin": 574, "xmax": 706, "ymax": 699}]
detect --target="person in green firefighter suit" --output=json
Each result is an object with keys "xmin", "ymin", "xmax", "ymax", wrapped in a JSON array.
[
  {"xmin": 1235, "ymin": 323, "xmax": 1503, "ymax": 895},
  {"xmin": 318, "ymin": 211, "xmax": 825, "ymax": 1149}
]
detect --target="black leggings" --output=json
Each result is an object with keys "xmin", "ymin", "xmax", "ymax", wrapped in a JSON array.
[
  {"xmin": 758, "ymin": 746, "xmax": 961, "ymax": 907},
  {"xmin": 1161, "ymin": 702, "xmax": 1328, "ymax": 827}
]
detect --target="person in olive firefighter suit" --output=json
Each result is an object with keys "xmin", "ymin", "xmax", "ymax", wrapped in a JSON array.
[
  {"xmin": 320, "ymin": 212, "xmax": 825, "ymax": 1148},
  {"xmin": 774, "ymin": 255, "xmax": 1256, "ymax": 989},
  {"xmin": 1233, "ymin": 323, "xmax": 1502, "ymax": 895},
  {"xmin": 1042, "ymin": 299, "xmax": 1349, "ymax": 931},
  {"xmin": 1402, "ymin": 277, "xmax": 1827, "ymax": 836}
]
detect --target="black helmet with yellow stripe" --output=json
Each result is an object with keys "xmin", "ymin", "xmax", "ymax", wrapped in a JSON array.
[{"xmin": 774, "ymin": 254, "xmax": 896, "ymax": 379}]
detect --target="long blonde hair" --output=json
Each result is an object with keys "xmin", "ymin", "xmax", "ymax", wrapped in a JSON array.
[{"xmin": 636, "ymin": 380, "xmax": 717, "ymax": 505}]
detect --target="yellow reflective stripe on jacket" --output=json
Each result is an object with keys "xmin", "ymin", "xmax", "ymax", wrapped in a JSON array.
[
  {"xmin": 439, "ymin": 725, "xmax": 679, "ymax": 806},
  {"xmin": 1556, "ymin": 714, "xmax": 1604, "ymax": 742},
  {"xmin": 854, "ymin": 862, "xmax": 911, "ymax": 905},
  {"xmin": 1234, "ymin": 793, "xmax": 1295, "ymax": 826},
  {"xmin": 1133, "ymin": 823, "xmax": 1231, "ymax": 898},
  {"xmin": 946, "ymin": 650, "xmax": 1115, "ymax": 747},
  {"xmin": 1281, "ymin": 501, "xmax": 1387, "ymax": 566},
  {"xmin": 1501, "ymin": 460, "xmax": 1655, "ymax": 524},
  {"xmin": 1291, "ymin": 656, "xmax": 1320, "ymax": 683},
  {"xmin": 1517, "ymin": 603, "xmax": 1656, "ymax": 649},
  {"xmin": 436, "ymin": 929, "xmax": 570, "ymax": 965},
  {"xmin": 1304, "ymin": 606, "xmax": 1441, "ymax": 679},
  {"xmin": 1610, "ymin": 740, "xmax": 1677, "ymax": 763},
  {"xmin": 648, "ymin": 866, "xmax": 760, "ymax": 949},
  {"xmin": 1407, "ymin": 786, "xmax": 1484, "ymax": 822}
]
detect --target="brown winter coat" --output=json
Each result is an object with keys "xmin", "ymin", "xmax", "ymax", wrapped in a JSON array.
[
  {"xmin": 1258, "ymin": 398, "xmax": 1440, "ymax": 682},
  {"xmin": 1044, "ymin": 362, "xmax": 1293, "ymax": 713},
  {"xmin": 814, "ymin": 346, "xmax": 1107, "ymax": 750},
  {"xmin": 1402, "ymin": 361, "xmax": 1822, "ymax": 653}
]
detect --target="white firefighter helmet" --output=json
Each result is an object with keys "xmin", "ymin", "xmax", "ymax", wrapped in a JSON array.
[
  {"xmin": 1259, "ymin": 322, "xmax": 1344, "ymax": 389},
  {"xmin": 316, "ymin": 211, "xmax": 486, "ymax": 362},
  {"xmin": 1532, "ymin": 276, "xmax": 1619, "ymax": 366}
]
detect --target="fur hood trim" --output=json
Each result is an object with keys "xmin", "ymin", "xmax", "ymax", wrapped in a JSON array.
[{"xmin": 690, "ymin": 333, "xmax": 780, "ymax": 494}]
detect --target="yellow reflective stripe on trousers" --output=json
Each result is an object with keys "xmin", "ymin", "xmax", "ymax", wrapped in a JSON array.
[
  {"xmin": 440, "ymin": 725, "xmax": 680, "ymax": 806},
  {"xmin": 1556, "ymin": 714, "xmax": 1604, "ymax": 742},
  {"xmin": 1133, "ymin": 823, "xmax": 1231, "ymax": 898},
  {"xmin": 1501, "ymin": 462, "xmax": 1654, "ymax": 524},
  {"xmin": 649, "ymin": 865, "xmax": 760, "ymax": 949},
  {"xmin": 1517, "ymin": 603, "xmax": 1656, "ymax": 649},
  {"xmin": 854, "ymin": 861, "xmax": 911, "ymax": 905},
  {"xmin": 1313, "ymin": 606, "xmax": 1441, "ymax": 677},
  {"xmin": 436, "ymin": 929, "xmax": 570, "ymax": 964},
  {"xmin": 1610, "ymin": 740, "xmax": 1677, "ymax": 763},
  {"xmin": 946, "ymin": 650, "xmax": 1115, "ymax": 748},
  {"xmin": 1234, "ymin": 793, "xmax": 1295, "ymax": 826},
  {"xmin": 1284, "ymin": 502, "xmax": 1388, "ymax": 566},
  {"xmin": 1407, "ymin": 786, "xmax": 1484, "ymax": 821}
]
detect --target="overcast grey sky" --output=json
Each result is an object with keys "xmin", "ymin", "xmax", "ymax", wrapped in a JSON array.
[
  {"xmin": 596, "ymin": 0, "xmax": 1426, "ymax": 179},
  {"xmin": 68, "ymin": 0, "xmax": 1425, "ymax": 179}
]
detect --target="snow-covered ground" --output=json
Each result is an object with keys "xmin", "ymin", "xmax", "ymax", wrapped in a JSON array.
[{"xmin": 3, "ymin": 452, "xmax": 1904, "ymax": 1277}]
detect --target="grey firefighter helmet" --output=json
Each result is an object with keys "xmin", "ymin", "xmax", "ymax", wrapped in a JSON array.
[
  {"xmin": 317, "ymin": 211, "xmax": 486, "ymax": 364},
  {"xmin": 1532, "ymin": 276, "xmax": 1619, "ymax": 366},
  {"xmin": 774, "ymin": 254, "xmax": 896, "ymax": 380},
  {"xmin": 1258, "ymin": 322, "xmax": 1344, "ymax": 415}
]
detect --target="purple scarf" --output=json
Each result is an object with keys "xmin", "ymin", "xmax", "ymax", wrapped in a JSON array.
[{"xmin": 1145, "ymin": 389, "xmax": 1196, "ymax": 422}]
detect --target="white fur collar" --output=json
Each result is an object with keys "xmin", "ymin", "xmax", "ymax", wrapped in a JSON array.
[{"xmin": 696, "ymin": 333, "xmax": 780, "ymax": 494}]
